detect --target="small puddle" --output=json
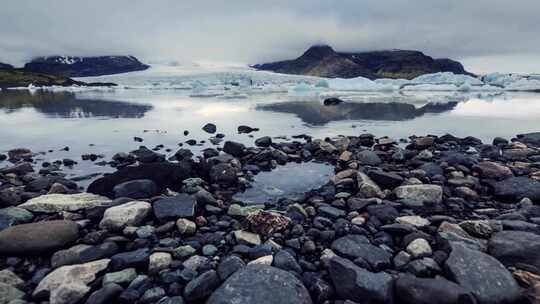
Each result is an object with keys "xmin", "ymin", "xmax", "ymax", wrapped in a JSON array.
[{"xmin": 233, "ymin": 161, "xmax": 334, "ymax": 204}]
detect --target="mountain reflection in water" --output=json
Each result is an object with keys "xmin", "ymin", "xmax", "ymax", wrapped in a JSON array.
[
  {"xmin": 257, "ymin": 101, "xmax": 458, "ymax": 125},
  {"xmin": 0, "ymin": 90, "xmax": 153, "ymax": 119}
]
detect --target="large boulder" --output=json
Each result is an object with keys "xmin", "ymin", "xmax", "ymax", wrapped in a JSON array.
[
  {"xmin": 445, "ymin": 243, "xmax": 521, "ymax": 304},
  {"xmin": 395, "ymin": 275, "xmax": 475, "ymax": 304},
  {"xmin": 488, "ymin": 231, "xmax": 540, "ymax": 273},
  {"xmin": 331, "ymin": 235, "xmax": 392, "ymax": 270},
  {"xmin": 0, "ymin": 220, "xmax": 79, "ymax": 255},
  {"xmin": 99, "ymin": 201, "xmax": 151, "ymax": 231},
  {"xmin": 87, "ymin": 162, "xmax": 191, "ymax": 198},
  {"xmin": 493, "ymin": 176, "xmax": 540, "ymax": 202},
  {"xmin": 19, "ymin": 193, "xmax": 113, "ymax": 213},
  {"xmin": 112, "ymin": 179, "xmax": 158, "ymax": 199},
  {"xmin": 153, "ymin": 194, "xmax": 197, "ymax": 221},
  {"xmin": 329, "ymin": 256, "xmax": 393, "ymax": 303},
  {"xmin": 33, "ymin": 259, "xmax": 110, "ymax": 304},
  {"xmin": 472, "ymin": 161, "xmax": 513, "ymax": 180},
  {"xmin": 207, "ymin": 265, "xmax": 312, "ymax": 304}
]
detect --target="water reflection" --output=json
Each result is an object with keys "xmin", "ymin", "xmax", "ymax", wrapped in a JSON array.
[
  {"xmin": 0, "ymin": 91, "xmax": 153, "ymax": 118},
  {"xmin": 257, "ymin": 101, "xmax": 457, "ymax": 125}
]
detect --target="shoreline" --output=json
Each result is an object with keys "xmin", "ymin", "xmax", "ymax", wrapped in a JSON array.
[{"xmin": 1, "ymin": 130, "xmax": 540, "ymax": 303}]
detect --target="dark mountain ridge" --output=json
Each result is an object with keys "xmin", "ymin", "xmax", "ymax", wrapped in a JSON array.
[{"xmin": 253, "ymin": 45, "xmax": 473, "ymax": 80}]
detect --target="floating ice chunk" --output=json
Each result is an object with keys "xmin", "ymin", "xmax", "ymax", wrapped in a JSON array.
[
  {"xmin": 504, "ymin": 78, "xmax": 540, "ymax": 91},
  {"xmin": 402, "ymin": 84, "xmax": 460, "ymax": 91},
  {"xmin": 412, "ymin": 72, "xmax": 483, "ymax": 86},
  {"xmin": 327, "ymin": 76, "xmax": 395, "ymax": 91}
]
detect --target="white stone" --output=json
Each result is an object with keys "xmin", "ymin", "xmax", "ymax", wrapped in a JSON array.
[
  {"xmin": 248, "ymin": 255, "xmax": 273, "ymax": 266},
  {"xmin": 396, "ymin": 215, "xmax": 430, "ymax": 228},
  {"xmin": 33, "ymin": 259, "xmax": 110, "ymax": 304},
  {"xmin": 351, "ymin": 216, "xmax": 366, "ymax": 226},
  {"xmin": 20, "ymin": 193, "xmax": 113, "ymax": 213},
  {"xmin": 406, "ymin": 238, "xmax": 432, "ymax": 258},
  {"xmin": 0, "ymin": 270, "xmax": 24, "ymax": 288},
  {"xmin": 149, "ymin": 252, "xmax": 172, "ymax": 274},
  {"xmin": 234, "ymin": 230, "xmax": 261, "ymax": 246},
  {"xmin": 176, "ymin": 218, "xmax": 197, "ymax": 235},
  {"xmin": 99, "ymin": 201, "xmax": 151, "ymax": 231},
  {"xmin": 394, "ymin": 185, "xmax": 443, "ymax": 203},
  {"xmin": 357, "ymin": 172, "xmax": 383, "ymax": 198}
]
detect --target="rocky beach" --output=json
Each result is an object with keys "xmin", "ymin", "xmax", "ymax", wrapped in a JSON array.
[{"xmin": 1, "ymin": 127, "xmax": 540, "ymax": 304}]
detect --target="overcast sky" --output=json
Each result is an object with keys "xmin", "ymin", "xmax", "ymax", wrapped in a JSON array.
[{"xmin": 1, "ymin": 0, "xmax": 538, "ymax": 73}]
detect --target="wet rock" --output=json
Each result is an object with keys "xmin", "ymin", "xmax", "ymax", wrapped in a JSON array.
[
  {"xmin": 209, "ymin": 163, "xmax": 238, "ymax": 185},
  {"xmin": 87, "ymin": 162, "xmax": 192, "ymax": 198},
  {"xmin": 202, "ymin": 123, "xmax": 217, "ymax": 134},
  {"xmin": 0, "ymin": 220, "xmax": 78, "ymax": 255},
  {"xmin": 0, "ymin": 162, "xmax": 34, "ymax": 175},
  {"xmin": 85, "ymin": 283, "xmax": 123, "ymax": 304},
  {"xmin": 368, "ymin": 170, "xmax": 404, "ymax": 189},
  {"xmin": 238, "ymin": 125, "xmax": 259, "ymax": 134},
  {"xmin": 331, "ymin": 235, "xmax": 391, "ymax": 270},
  {"xmin": 110, "ymin": 248, "xmax": 150, "ymax": 270},
  {"xmin": 445, "ymin": 243, "xmax": 521, "ymax": 304},
  {"xmin": 255, "ymin": 136, "xmax": 272, "ymax": 147},
  {"xmin": 223, "ymin": 141, "xmax": 246, "ymax": 157},
  {"xmin": 184, "ymin": 270, "xmax": 221, "ymax": 301},
  {"xmin": 472, "ymin": 161, "xmax": 513, "ymax": 180},
  {"xmin": 153, "ymin": 194, "xmax": 196, "ymax": 221},
  {"xmin": 102, "ymin": 268, "xmax": 137, "ymax": 286},
  {"xmin": 488, "ymin": 231, "xmax": 540, "ymax": 272},
  {"xmin": 207, "ymin": 265, "xmax": 312, "ymax": 304},
  {"xmin": 113, "ymin": 179, "xmax": 158, "ymax": 199},
  {"xmin": 274, "ymin": 250, "xmax": 302, "ymax": 273},
  {"xmin": 329, "ymin": 256, "xmax": 393, "ymax": 303},
  {"xmin": 33, "ymin": 259, "xmax": 110, "ymax": 304},
  {"xmin": 356, "ymin": 150, "xmax": 382, "ymax": 166},
  {"xmin": 140, "ymin": 287, "xmax": 165, "ymax": 304},
  {"xmin": 19, "ymin": 193, "xmax": 113, "ymax": 213},
  {"xmin": 99, "ymin": 201, "xmax": 151, "ymax": 231},
  {"xmin": 493, "ymin": 176, "xmax": 540, "ymax": 202},
  {"xmin": 323, "ymin": 97, "xmax": 344, "ymax": 106},
  {"xmin": 395, "ymin": 275, "xmax": 475, "ymax": 304},
  {"xmin": 394, "ymin": 184, "xmax": 443, "ymax": 204}
]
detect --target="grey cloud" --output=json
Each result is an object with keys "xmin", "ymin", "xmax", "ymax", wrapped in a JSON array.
[{"xmin": 0, "ymin": 0, "xmax": 538, "ymax": 73}]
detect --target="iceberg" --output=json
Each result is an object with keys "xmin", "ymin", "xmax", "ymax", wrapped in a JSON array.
[
  {"xmin": 411, "ymin": 72, "xmax": 483, "ymax": 86},
  {"xmin": 327, "ymin": 76, "xmax": 396, "ymax": 91}
]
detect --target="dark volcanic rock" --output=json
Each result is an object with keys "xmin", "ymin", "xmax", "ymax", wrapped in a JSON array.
[
  {"xmin": 253, "ymin": 45, "xmax": 472, "ymax": 80},
  {"xmin": 488, "ymin": 231, "xmax": 540, "ymax": 272},
  {"xmin": 223, "ymin": 141, "xmax": 246, "ymax": 157},
  {"xmin": 493, "ymin": 176, "xmax": 540, "ymax": 202},
  {"xmin": 202, "ymin": 123, "xmax": 217, "ymax": 134},
  {"xmin": 113, "ymin": 179, "xmax": 158, "ymax": 199},
  {"xmin": 323, "ymin": 98, "xmax": 344, "ymax": 106},
  {"xmin": 207, "ymin": 265, "xmax": 312, "ymax": 304},
  {"xmin": 329, "ymin": 256, "xmax": 393, "ymax": 303},
  {"xmin": 153, "ymin": 194, "xmax": 197, "ymax": 221},
  {"xmin": 331, "ymin": 235, "xmax": 392, "ymax": 270},
  {"xmin": 87, "ymin": 162, "xmax": 191, "ymax": 198},
  {"xmin": 0, "ymin": 220, "xmax": 79, "ymax": 255},
  {"xmin": 24, "ymin": 55, "xmax": 149, "ymax": 77},
  {"xmin": 395, "ymin": 275, "xmax": 475, "ymax": 304},
  {"xmin": 445, "ymin": 243, "xmax": 521, "ymax": 304}
]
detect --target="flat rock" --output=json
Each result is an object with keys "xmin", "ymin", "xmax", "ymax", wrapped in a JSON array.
[
  {"xmin": 488, "ymin": 231, "xmax": 540, "ymax": 272},
  {"xmin": 331, "ymin": 235, "xmax": 391, "ymax": 270},
  {"xmin": 19, "ymin": 193, "xmax": 113, "ymax": 213},
  {"xmin": 153, "ymin": 194, "xmax": 196, "ymax": 221},
  {"xmin": 329, "ymin": 256, "xmax": 393, "ymax": 303},
  {"xmin": 445, "ymin": 243, "xmax": 521, "ymax": 304},
  {"xmin": 207, "ymin": 265, "xmax": 312, "ymax": 304},
  {"xmin": 33, "ymin": 259, "xmax": 110, "ymax": 304},
  {"xmin": 113, "ymin": 179, "xmax": 158, "ymax": 199},
  {"xmin": 99, "ymin": 201, "xmax": 151, "ymax": 231},
  {"xmin": 0, "ymin": 220, "xmax": 79, "ymax": 255},
  {"xmin": 394, "ymin": 184, "xmax": 443, "ymax": 204}
]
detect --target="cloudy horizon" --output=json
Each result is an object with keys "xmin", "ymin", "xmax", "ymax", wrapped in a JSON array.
[{"xmin": 1, "ymin": 0, "xmax": 539, "ymax": 74}]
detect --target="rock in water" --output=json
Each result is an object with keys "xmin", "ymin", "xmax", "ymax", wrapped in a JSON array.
[
  {"xmin": 395, "ymin": 275, "xmax": 475, "ymax": 304},
  {"xmin": 488, "ymin": 231, "xmax": 540, "ymax": 272},
  {"xmin": 329, "ymin": 256, "xmax": 393, "ymax": 303},
  {"xmin": 202, "ymin": 123, "xmax": 217, "ymax": 134},
  {"xmin": 99, "ymin": 201, "xmax": 151, "ymax": 231},
  {"xmin": 207, "ymin": 265, "xmax": 312, "ymax": 304},
  {"xmin": 33, "ymin": 259, "xmax": 110, "ymax": 304},
  {"xmin": 323, "ymin": 98, "xmax": 344, "ymax": 106},
  {"xmin": 445, "ymin": 243, "xmax": 521, "ymax": 304},
  {"xmin": 0, "ymin": 220, "xmax": 79, "ymax": 255},
  {"xmin": 153, "ymin": 194, "xmax": 197, "ymax": 221},
  {"xmin": 19, "ymin": 193, "xmax": 113, "ymax": 213}
]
